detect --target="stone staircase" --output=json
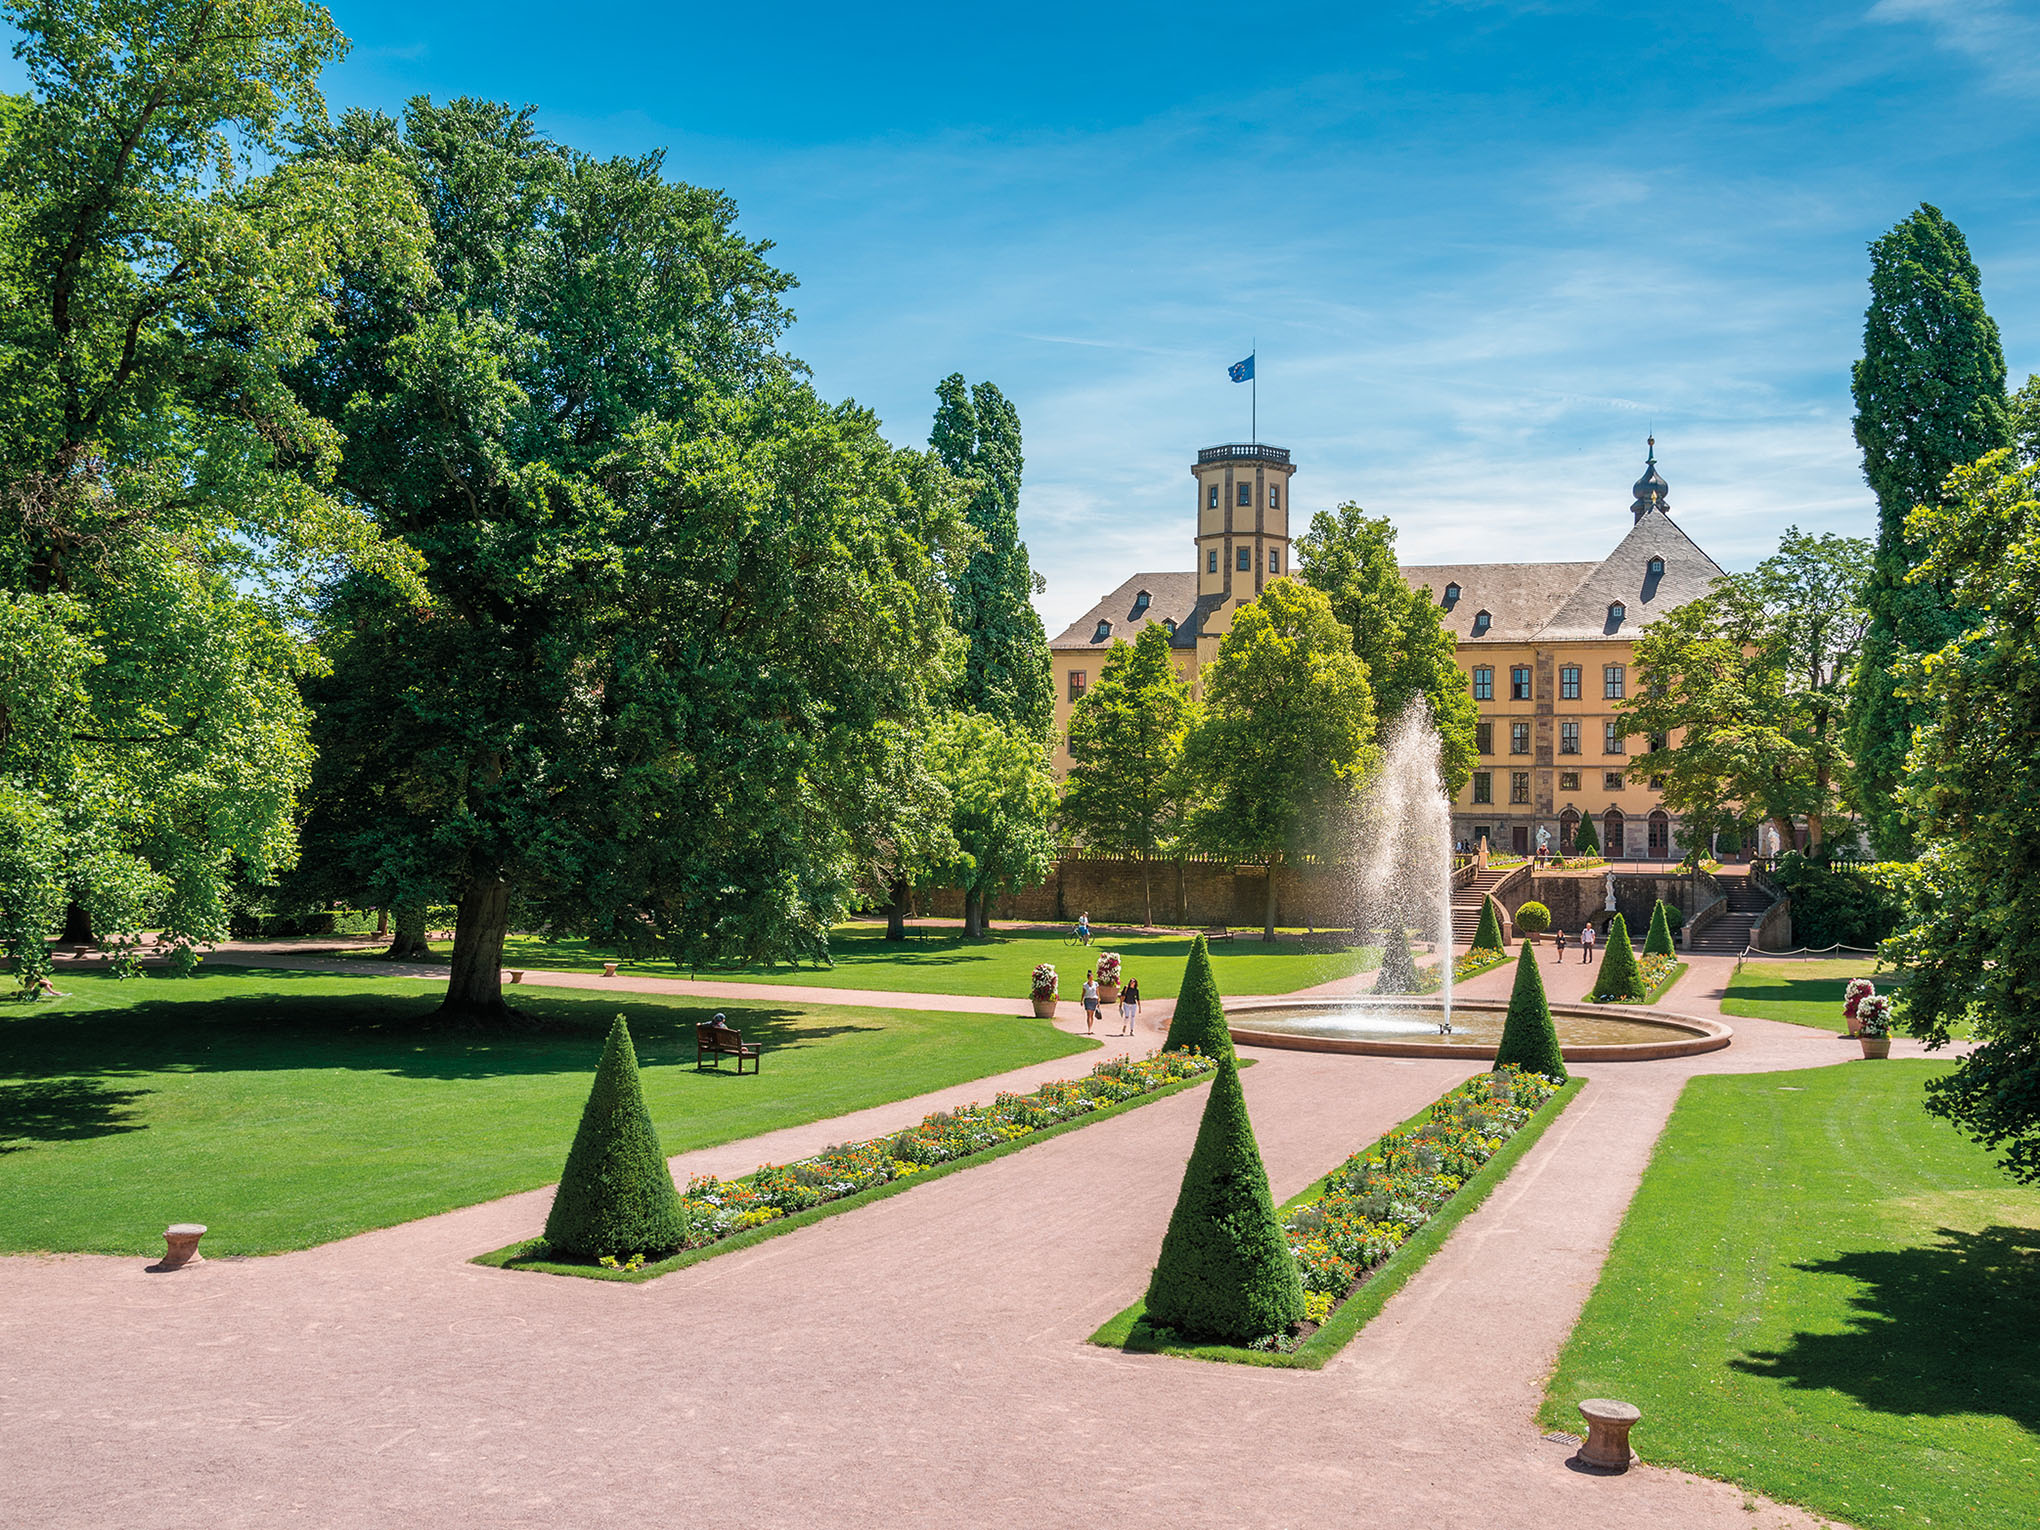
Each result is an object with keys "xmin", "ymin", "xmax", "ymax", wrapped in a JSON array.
[
  {"xmin": 1450, "ymin": 866, "xmax": 1522, "ymax": 943},
  {"xmin": 1683, "ymin": 871, "xmax": 1773, "ymax": 954}
]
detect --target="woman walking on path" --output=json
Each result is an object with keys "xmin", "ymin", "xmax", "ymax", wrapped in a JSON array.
[
  {"xmin": 1081, "ymin": 971, "xmax": 1099, "ymax": 1034},
  {"xmin": 1119, "ymin": 978, "xmax": 1140, "ymax": 1035},
  {"xmin": 1553, "ymin": 929, "xmax": 1567, "ymax": 963}
]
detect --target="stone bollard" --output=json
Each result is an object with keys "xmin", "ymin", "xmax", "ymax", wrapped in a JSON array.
[
  {"xmin": 1576, "ymin": 1398, "xmax": 1640, "ymax": 1471},
  {"xmin": 153, "ymin": 1223, "xmax": 207, "ymax": 1272}
]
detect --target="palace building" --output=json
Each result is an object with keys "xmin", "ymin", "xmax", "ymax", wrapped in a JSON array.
[{"xmin": 1047, "ymin": 439, "xmax": 1723, "ymax": 861}]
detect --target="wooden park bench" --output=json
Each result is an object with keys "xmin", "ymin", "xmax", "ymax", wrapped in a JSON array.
[
  {"xmin": 696, "ymin": 1019, "xmax": 761, "ymax": 1075},
  {"xmin": 1201, "ymin": 925, "xmax": 1235, "ymax": 943}
]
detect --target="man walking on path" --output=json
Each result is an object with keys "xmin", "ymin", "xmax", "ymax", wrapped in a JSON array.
[{"xmin": 1581, "ymin": 923, "xmax": 1596, "ymax": 963}]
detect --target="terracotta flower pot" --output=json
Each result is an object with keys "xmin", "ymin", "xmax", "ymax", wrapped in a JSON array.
[
  {"xmin": 1097, "ymin": 981, "xmax": 1121, "ymax": 1005},
  {"xmin": 1846, "ymin": 1014, "xmax": 1863, "ymax": 1037},
  {"xmin": 1031, "ymin": 994, "xmax": 1058, "ymax": 1018},
  {"xmin": 1859, "ymin": 1036, "xmax": 1891, "ymax": 1060}
]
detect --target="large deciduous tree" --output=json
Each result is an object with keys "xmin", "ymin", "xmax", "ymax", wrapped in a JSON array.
[
  {"xmin": 1295, "ymin": 503, "xmax": 1478, "ymax": 793},
  {"xmin": 1844, "ymin": 205, "xmax": 2011, "ymax": 856},
  {"xmin": 1058, "ymin": 624, "xmax": 1193, "ymax": 925},
  {"xmin": 1624, "ymin": 528, "xmax": 1870, "ymax": 858},
  {"xmin": 930, "ymin": 375, "xmax": 1053, "ymax": 740},
  {"xmin": 923, "ymin": 710, "xmax": 1056, "ymax": 939},
  {"xmin": 291, "ymin": 101, "xmax": 966, "ymax": 1020},
  {"xmin": 0, "ymin": 0, "xmax": 429, "ymax": 990},
  {"xmin": 1885, "ymin": 449, "xmax": 2040, "ymax": 1182},
  {"xmin": 1178, "ymin": 580, "xmax": 1377, "ymax": 941}
]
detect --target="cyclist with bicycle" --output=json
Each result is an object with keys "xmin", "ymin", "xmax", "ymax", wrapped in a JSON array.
[{"xmin": 1076, "ymin": 911, "xmax": 1090, "ymax": 945}]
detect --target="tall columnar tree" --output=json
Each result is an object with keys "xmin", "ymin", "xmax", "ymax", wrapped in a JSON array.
[
  {"xmin": 1059, "ymin": 625, "xmax": 1193, "ymax": 924},
  {"xmin": 0, "ymin": 0, "xmax": 432, "ymax": 987},
  {"xmin": 1142, "ymin": 1055, "xmax": 1306, "ymax": 1344},
  {"xmin": 542, "ymin": 1016, "xmax": 689, "ymax": 1259},
  {"xmin": 1888, "ymin": 450, "xmax": 2040, "ymax": 1182},
  {"xmin": 1495, "ymin": 940, "xmax": 1566, "ymax": 1080},
  {"xmin": 1295, "ymin": 504, "xmax": 1479, "ymax": 792},
  {"xmin": 289, "ymin": 102, "xmax": 968, "ymax": 1020},
  {"xmin": 930, "ymin": 375, "xmax": 1054, "ymax": 740},
  {"xmin": 1570, "ymin": 812, "xmax": 1600, "ymax": 858},
  {"xmin": 1179, "ymin": 580, "xmax": 1379, "ymax": 940},
  {"xmin": 1644, "ymin": 900, "xmax": 1675, "ymax": 957},
  {"xmin": 1471, "ymin": 894, "xmax": 1507, "ymax": 952},
  {"xmin": 1592, "ymin": 912, "xmax": 1644, "ymax": 1002},
  {"xmin": 1845, "ymin": 205, "xmax": 2012, "ymax": 856},
  {"xmin": 924, "ymin": 710, "xmax": 1057, "ymax": 939},
  {"xmin": 1626, "ymin": 528, "xmax": 1870, "ymax": 858},
  {"xmin": 1373, "ymin": 921, "xmax": 1418, "ymax": 994},
  {"xmin": 1162, "ymin": 934, "xmax": 1233, "ymax": 1060}
]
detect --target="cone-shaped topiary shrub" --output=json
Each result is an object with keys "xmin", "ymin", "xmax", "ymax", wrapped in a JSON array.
[
  {"xmin": 1592, "ymin": 912, "xmax": 1645, "ymax": 1002},
  {"xmin": 1644, "ymin": 900, "xmax": 1676, "ymax": 957},
  {"xmin": 1163, "ymin": 934, "xmax": 1233, "ymax": 1060},
  {"xmin": 1571, "ymin": 814, "xmax": 1600, "ymax": 857},
  {"xmin": 543, "ymin": 1015, "xmax": 689, "ymax": 1259},
  {"xmin": 1373, "ymin": 920, "xmax": 1419, "ymax": 994},
  {"xmin": 1472, "ymin": 893, "xmax": 1507, "ymax": 952},
  {"xmin": 1142, "ymin": 1054, "xmax": 1306, "ymax": 1343},
  {"xmin": 1494, "ymin": 940, "xmax": 1568, "ymax": 1081}
]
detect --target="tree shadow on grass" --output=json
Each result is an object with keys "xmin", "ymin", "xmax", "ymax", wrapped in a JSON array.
[
  {"xmin": 1731, "ymin": 1224, "xmax": 2040, "ymax": 1432},
  {"xmin": 0, "ymin": 1077, "xmax": 151, "ymax": 1149}
]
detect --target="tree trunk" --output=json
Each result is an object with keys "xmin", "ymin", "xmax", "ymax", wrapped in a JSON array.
[
  {"xmin": 886, "ymin": 877, "xmax": 909, "ymax": 940},
  {"xmin": 962, "ymin": 888, "xmax": 983, "ymax": 939},
  {"xmin": 375, "ymin": 907, "xmax": 389, "ymax": 938},
  {"xmin": 1263, "ymin": 865, "xmax": 1278, "ymax": 943},
  {"xmin": 1142, "ymin": 857, "xmax": 1153, "ymax": 928},
  {"xmin": 60, "ymin": 902, "xmax": 93, "ymax": 945},
  {"xmin": 437, "ymin": 879, "xmax": 514, "ymax": 1024},
  {"xmin": 383, "ymin": 902, "xmax": 432, "ymax": 962}
]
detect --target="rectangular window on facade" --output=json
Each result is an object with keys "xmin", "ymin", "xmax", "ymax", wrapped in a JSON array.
[
  {"xmin": 1510, "ymin": 771, "xmax": 1531, "ymax": 805},
  {"xmin": 1237, "ymin": 546, "xmax": 1251, "ymax": 571},
  {"xmin": 1269, "ymin": 486, "xmax": 1279, "ymax": 509},
  {"xmin": 1237, "ymin": 483, "xmax": 1252, "ymax": 507},
  {"xmin": 1559, "ymin": 771, "xmax": 1580, "ymax": 791},
  {"xmin": 1511, "ymin": 720, "xmax": 1530, "ymax": 754},
  {"xmin": 1605, "ymin": 720, "xmax": 1625, "ymax": 754},
  {"xmin": 1472, "ymin": 772, "xmax": 1493, "ymax": 805},
  {"xmin": 1560, "ymin": 664, "xmax": 1581, "ymax": 700},
  {"xmin": 1559, "ymin": 720, "xmax": 1580, "ymax": 754},
  {"xmin": 1648, "ymin": 731, "xmax": 1668, "ymax": 754},
  {"xmin": 1208, "ymin": 485, "xmax": 1219, "ymax": 509},
  {"xmin": 1475, "ymin": 721, "xmax": 1492, "ymax": 754},
  {"xmin": 1604, "ymin": 771, "xmax": 1624, "ymax": 791},
  {"xmin": 1269, "ymin": 548, "xmax": 1279, "ymax": 574},
  {"xmin": 1472, "ymin": 667, "xmax": 1494, "ymax": 701},
  {"xmin": 1605, "ymin": 663, "xmax": 1626, "ymax": 699},
  {"xmin": 1208, "ymin": 548, "xmax": 1218, "ymax": 573},
  {"xmin": 1068, "ymin": 671, "xmax": 1086, "ymax": 701},
  {"xmin": 1511, "ymin": 665, "xmax": 1532, "ymax": 700}
]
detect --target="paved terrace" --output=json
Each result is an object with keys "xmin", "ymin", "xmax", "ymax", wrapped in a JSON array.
[{"xmin": 0, "ymin": 948, "xmax": 1911, "ymax": 1528}]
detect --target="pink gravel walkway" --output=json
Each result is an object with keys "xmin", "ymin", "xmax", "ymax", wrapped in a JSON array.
[{"xmin": 0, "ymin": 952, "xmax": 1917, "ymax": 1528}]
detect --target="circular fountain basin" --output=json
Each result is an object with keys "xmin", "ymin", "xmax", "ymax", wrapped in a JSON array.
[{"xmin": 1227, "ymin": 998, "xmax": 1729, "ymax": 1061}]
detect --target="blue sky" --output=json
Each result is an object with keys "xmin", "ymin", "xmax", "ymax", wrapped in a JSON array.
[{"xmin": 12, "ymin": 1, "xmax": 2039, "ymax": 630}]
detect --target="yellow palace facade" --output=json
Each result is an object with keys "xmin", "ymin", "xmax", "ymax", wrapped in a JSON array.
[{"xmin": 1047, "ymin": 441, "xmax": 1720, "ymax": 861}]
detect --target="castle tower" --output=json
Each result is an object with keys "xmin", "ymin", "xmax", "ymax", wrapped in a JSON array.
[{"xmin": 1191, "ymin": 442, "xmax": 1296, "ymax": 605}]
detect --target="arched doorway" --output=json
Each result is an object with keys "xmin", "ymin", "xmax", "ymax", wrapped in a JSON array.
[
  {"xmin": 1603, "ymin": 808, "xmax": 1625, "ymax": 860},
  {"xmin": 1648, "ymin": 809, "xmax": 1670, "ymax": 860},
  {"xmin": 1559, "ymin": 807, "xmax": 1580, "ymax": 855}
]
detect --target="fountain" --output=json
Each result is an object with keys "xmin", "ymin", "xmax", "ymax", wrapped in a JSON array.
[{"xmin": 1224, "ymin": 700, "xmax": 1731, "ymax": 1062}]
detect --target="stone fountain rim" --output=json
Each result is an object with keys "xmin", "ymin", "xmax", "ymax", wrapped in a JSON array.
[{"xmin": 1224, "ymin": 996, "xmax": 1731, "ymax": 1062}]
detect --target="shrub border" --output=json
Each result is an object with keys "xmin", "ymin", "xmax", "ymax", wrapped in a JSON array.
[
  {"xmin": 474, "ymin": 1062, "xmax": 1239, "ymax": 1283},
  {"xmin": 1088, "ymin": 1076, "xmax": 1585, "ymax": 1368}
]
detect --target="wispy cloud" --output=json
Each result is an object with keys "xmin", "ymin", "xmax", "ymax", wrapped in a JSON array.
[{"xmin": 1867, "ymin": 0, "xmax": 2040, "ymax": 93}]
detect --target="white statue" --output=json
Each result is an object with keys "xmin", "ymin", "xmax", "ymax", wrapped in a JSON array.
[
  {"xmin": 1536, "ymin": 826, "xmax": 1551, "ymax": 856},
  {"xmin": 1604, "ymin": 868, "xmax": 1617, "ymax": 912}
]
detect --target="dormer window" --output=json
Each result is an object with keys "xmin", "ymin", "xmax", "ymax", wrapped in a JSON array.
[
  {"xmin": 1472, "ymin": 609, "xmax": 1491, "ymax": 636},
  {"xmin": 1608, "ymin": 602, "xmax": 1626, "ymax": 626},
  {"xmin": 1646, "ymin": 557, "xmax": 1664, "ymax": 578},
  {"xmin": 1093, "ymin": 620, "xmax": 1112, "ymax": 643},
  {"xmin": 1130, "ymin": 590, "xmax": 1151, "ymax": 617},
  {"xmin": 1443, "ymin": 582, "xmax": 1461, "ymax": 607},
  {"xmin": 1161, "ymin": 618, "xmax": 1176, "ymax": 637}
]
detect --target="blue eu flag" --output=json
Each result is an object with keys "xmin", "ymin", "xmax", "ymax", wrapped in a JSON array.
[{"xmin": 1228, "ymin": 354, "xmax": 1255, "ymax": 383}]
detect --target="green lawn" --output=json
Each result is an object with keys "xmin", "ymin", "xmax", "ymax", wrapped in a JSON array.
[
  {"xmin": 357, "ymin": 923, "xmax": 1387, "ymax": 1000},
  {"xmin": 0, "ymin": 967, "xmax": 1092, "ymax": 1256},
  {"xmin": 1724, "ymin": 957, "xmax": 1940, "ymax": 1033},
  {"xmin": 1541, "ymin": 1062, "xmax": 2039, "ymax": 1530}
]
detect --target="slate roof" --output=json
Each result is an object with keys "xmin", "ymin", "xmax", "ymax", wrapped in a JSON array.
[{"xmin": 1047, "ymin": 572, "xmax": 1211, "ymax": 652}]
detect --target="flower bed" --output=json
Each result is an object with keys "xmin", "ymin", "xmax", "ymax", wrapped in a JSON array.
[
  {"xmin": 1587, "ymin": 951, "xmax": 1684, "ymax": 1003},
  {"xmin": 480, "ymin": 1050, "xmax": 1219, "ymax": 1280},
  {"xmin": 1409, "ymin": 945, "xmax": 1510, "ymax": 993},
  {"xmin": 1279, "ymin": 1066, "xmax": 1561, "ymax": 1335}
]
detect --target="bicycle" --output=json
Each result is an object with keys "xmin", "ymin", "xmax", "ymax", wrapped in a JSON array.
[{"xmin": 1063, "ymin": 926, "xmax": 1092, "ymax": 947}]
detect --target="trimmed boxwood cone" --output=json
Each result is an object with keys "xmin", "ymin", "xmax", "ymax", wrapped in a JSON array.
[
  {"xmin": 543, "ymin": 1015, "xmax": 689, "ymax": 1259},
  {"xmin": 1472, "ymin": 893, "xmax": 1507, "ymax": 952},
  {"xmin": 1373, "ymin": 921, "xmax": 1418, "ymax": 994},
  {"xmin": 1163, "ymin": 934, "xmax": 1233, "ymax": 1059},
  {"xmin": 1572, "ymin": 814, "xmax": 1600, "ymax": 857},
  {"xmin": 1593, "ymin": 912, "xmax": 1645, "ymax": 1002},
  {"xmin": 1142, "ymin": 1054, "xmax": 1306, "ymax": 1343},
  {"xmin": 1645, "ymin": 900, "xmax": 1675, "ymax": 956},
  {"xmin": 1494, "ymin": 940, "xmax": 1568, "ymax": 1081}
]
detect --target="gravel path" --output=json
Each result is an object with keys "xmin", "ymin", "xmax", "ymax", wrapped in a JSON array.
[{"xmin": 0, "ymin": 952, "xmax": 1909, "ymax": 1528}]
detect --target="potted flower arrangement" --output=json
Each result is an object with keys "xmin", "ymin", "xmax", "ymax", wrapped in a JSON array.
[
  {"xmin": 1855, "ymin": 995, "xmax": 1893, "ymax": 1059},
  {"xmin": 1842, "ymin": 977, "xmax": 1875, "ymax": 1038},
  {"xmin": 1095, "ymin": 950, "xmax": 1122, "ymax": 1005},
  {"xmin": 1030, "ymin": 962, "xmax": 1059, "ymax": 1018}
]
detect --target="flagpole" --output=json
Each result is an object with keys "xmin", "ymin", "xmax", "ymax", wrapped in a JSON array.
[{"xmin": 1252, "ymin": 338, "xmax": 1257, "ymax": 444}]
